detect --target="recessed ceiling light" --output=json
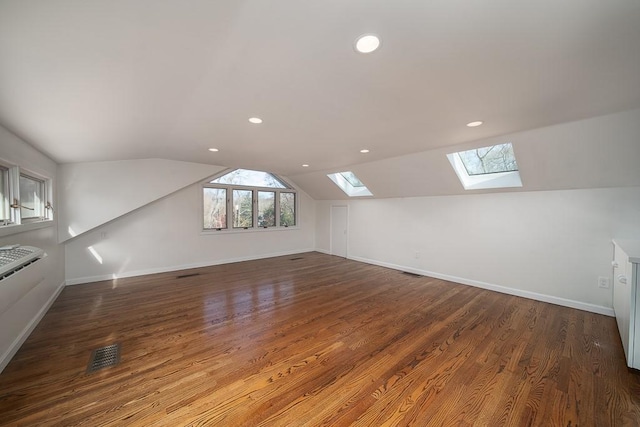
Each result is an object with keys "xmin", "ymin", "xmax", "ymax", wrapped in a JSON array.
[
  {"xmin": 466, "ymin": 121, "xmax": 483, "ymax": 127},
  {"xmin": 360, "ymin": 149, "xmax": 370, "ymax": 153},
  {"xmin": 355, "ymin": 34, "xmax": 380, "ymax": 53},
  {"xmin": 302, "ymin": 164, "xmax": 309, "ymax": 167},
  {"xmin": 208, "ymin": 148, "xmax": 219, "ymax": 152},
  {"xmin": 248, "ymin": 117, "xmax": 263, "ymax": 124}
]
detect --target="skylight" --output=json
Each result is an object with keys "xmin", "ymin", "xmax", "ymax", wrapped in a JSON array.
[
  {"xmin": 327, "ymin": 171, "xmax": 373, "ymax": 197},
  {"xmin": 447, "ymin": 143, "xmax": 522, "ymax": 190},
  {"xmin": 210, "ymin": 169, "xmax": 288, "ymax": 188}
]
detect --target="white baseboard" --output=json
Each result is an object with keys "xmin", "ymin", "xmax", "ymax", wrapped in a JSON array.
[
  {"xmin": 348, "ymin": 255, "xmax": 615, "ymax": 317},
  {"xmin": 0, "ymin": 281, "xmax": 66, "ymax": 374},
  {"xmin": 314, "ymin": 248, "xmax": 331, "ymax": 255},
  {"xmin": 65, "ymin": 248, "xmax": 317, "ymax": 286}
]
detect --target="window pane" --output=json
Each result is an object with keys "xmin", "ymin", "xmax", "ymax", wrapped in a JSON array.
[
  {"xmin": 457, "ymin": 143, "xmax": 518, "ymax": 176},
  {"xmin": 211, "ymin": 169, "xmax": 287, "ymax": 188},
  {"xmin": 203, "ymin": 188, "xmax": 227, "ymax": 229},
  {"xmin": 280, "ymin": 192, "xmax": 296, "ymax": 226},
  {"xmin": 19, "ymin": 174, "xmax": 43, "ymax": 220},
  {"xmin": 0, "ymin": 168, "xmax": 6, "ymax": 221},
  {"xmin": 340, "ymin": 171, "xmax": 365, "ymax": 187},
  {"xmin": 327, "ymin": 172, "xmax": 373, "ymax": 197},
  {"xmin": 233, "ymin": 189, "xmax": 253, "ymax": 228},
  {"xmin": 258, "ymin": 191, "xmax": 275, "ymax": 227}
]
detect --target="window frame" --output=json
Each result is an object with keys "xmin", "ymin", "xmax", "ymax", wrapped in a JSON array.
[
  {"xmin": 201, "ymin": 169, "xmax": 299, "ymax": 233},
  {"xmin": 327, "ymin": 171, "xmax": 373, "ymax": 197},
  {"xmin": 0, "ymin": 166, "xmax": 9, "ymax": 225},
  {"xmin": 446, "ymin": 143, "xmax": 523, "ymax": 190},
  {"xmin": 19, "ymin": 172, "xmax": 47, "ymax": 223},
  {"xmin": 0, "ymin": 159, "xmax": 54, "ymax": 236}
]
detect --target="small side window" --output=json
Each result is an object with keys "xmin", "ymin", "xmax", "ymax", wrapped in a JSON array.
[{"xmin": 19, "ymin": 174, "xmax": 46, "ymax": 222}]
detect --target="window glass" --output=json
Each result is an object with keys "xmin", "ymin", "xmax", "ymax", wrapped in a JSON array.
[
  {"xmin": 280, "ymin": 192, "xmax": 296, "ymax": 226},
  {"xmin": 446, "ymin": 142, "xmax": 522, "ymax": 190},
  {"xmin": 340, "ymin": 171, "xmax": 365, "ymax": 187},
  {"xmin": 19, "ymin": 174, "xmax": 44, "ymax": 220},
  {"xmin": 457, "ymin": 143, "xmax": 518, "ymax": 176},
  {"xmin": 233, "ymin": 189, "xmax": 253, "ymax": 228},
  {"xmin": 258, "ymin": 191, "xmax": 276, "ymax": 227},
  {"xmin": 203, "ymin": 188, "xmax": 227, "ymax": 229},
  {"xmin": 211, "ymin": 169, "xmax": 287, "ymax": 188},
  {"xmin": 327, "ymin": 171, "xmax": 373, "ymax": 197},
  {"xmin": 0, "ymin": 168, "xmax": 7, "ymax": 222},
  {"xmin": 202, "ymin": 169, "xmax": 297, "ymax": 232}
]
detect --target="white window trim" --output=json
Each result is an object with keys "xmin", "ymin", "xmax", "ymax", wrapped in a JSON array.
[
  {"xmin": 446, "ymin": 150, "xmax": 522, "ymax": 190},
  {"xmin": 0, "ymin": 159, "xmax": 54, "ymax": 237},
  {"xmin": 200, "ymin": 170, "xmax": 299, "ymax": 234},
  {"xmin": 327, "ymin": 172, "xmax": 373, "ymax": 197}
]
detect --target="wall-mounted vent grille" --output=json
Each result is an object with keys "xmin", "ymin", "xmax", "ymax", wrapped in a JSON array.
[{"xmin": 87, "ymin": 344, "xmax": 121, "ymax": 373}]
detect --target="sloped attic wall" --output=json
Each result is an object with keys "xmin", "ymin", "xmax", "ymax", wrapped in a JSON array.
[
  {"xmin": 64, "ymin": 181, "xmax": 316, "ymax": 284},
  {"xmin": 58, "ymin": 159, "xmax": 225, "ymax": 242},
  {"xmin": 290, "ymin": 108, "xmax": 640, "ymax": 199}
]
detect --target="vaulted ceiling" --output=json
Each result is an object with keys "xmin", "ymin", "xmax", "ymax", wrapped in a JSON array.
[{"xmin": 1, "ymin": 1, "xmax": 639, "ymax": 190}]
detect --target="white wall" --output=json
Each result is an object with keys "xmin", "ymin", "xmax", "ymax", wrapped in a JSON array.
[
  {"xmin": 0, "ymin": 125, "xmax": 65, "ymax": 372},
  {"xmin": 65, "ymin": 183, "xmax": 316, "ymax": 283},
  {"xmin": 58, "ymin": 159, "xmax": 225, "ymax": 242},
  {"xmin": 316, "ymin": 187, "xmax": 640, "ymax": 314}
]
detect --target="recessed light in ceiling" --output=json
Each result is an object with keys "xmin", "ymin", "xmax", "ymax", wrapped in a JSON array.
[
  {"xmin": 208, "ymin": 148, "xmax": 219, "ymax": 152},
  {"xmin": 355, "ymin": 34, "xmax": 380, "ymax": 53},
  {"xmin": 360, "ymin": 149, "xmax": 370, "ymax": 153},
  {"xmin": 302, "ymin": 164, "xmax": 309, "ymax": 167},
  {"xmin": 466, "ymin": 121, "xmax": 483, "ymax": 127},
  {"xmin": 248, "ymin": 117, "xmax": 263, "ymax": 124}
]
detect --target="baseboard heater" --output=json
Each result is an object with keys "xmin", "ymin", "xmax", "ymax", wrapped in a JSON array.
[{"xmin": 0, "ymin": 245, "xmax": 46, "ymax": 316}]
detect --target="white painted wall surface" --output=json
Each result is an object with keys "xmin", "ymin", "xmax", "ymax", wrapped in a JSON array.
[
  {"xmin": 58, "ymin": 159, "xmax": 225, "ymax": 242},
  {"xmin": 0, "ymin": 125, "xmax": 65, "ymax": 372},
  {"xmin": 316, "ymin": 187, "xmax": 640, "ymax": 313},
  {"xmin": 65, "ymin": 184, "xmax": 316, "ymax": 283}
]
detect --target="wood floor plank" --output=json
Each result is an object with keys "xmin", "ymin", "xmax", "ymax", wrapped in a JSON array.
[{"xmin": 1, "ymin": 252, "xmax": 639, "ymax": 426}]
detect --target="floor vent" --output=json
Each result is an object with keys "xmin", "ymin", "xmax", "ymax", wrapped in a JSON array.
[
  {"xmin": 402, "ymin": 271, "xmax": 422, "ymax": 278},
  {"xmin": 87, "ymin": 343, "xmax": 120, "ymax": 373},
  {"xmin": 290, "ymin": 257, "xmax": 304, "ymax": 261},
  {"xmin": 176, "ymin": 273, "xmax": 200, "ymax": 279}
]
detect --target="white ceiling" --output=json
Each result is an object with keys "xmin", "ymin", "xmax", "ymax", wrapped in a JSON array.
[{"xmin": 1, "ymin": 0, "xmax": 639, "ymax": 178}]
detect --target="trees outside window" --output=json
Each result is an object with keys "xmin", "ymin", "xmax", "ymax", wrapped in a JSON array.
[{"xmin": 203, "ymin": 169, "xmax": 297, "ymax": 231}]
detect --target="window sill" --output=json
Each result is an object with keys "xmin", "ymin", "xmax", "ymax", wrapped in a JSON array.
[
  {"xmin": 201, "ymin": 226, "xmax": 300, "ymax": 236},
  {"xmin": 0, "ymin": 219, "xmax": 54, "ymax": 238}
]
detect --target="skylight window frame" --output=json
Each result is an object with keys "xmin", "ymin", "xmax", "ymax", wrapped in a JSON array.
[
  {"xmin": 327, "ymin": 171, "xmax": 373, "ymax": 197},
  {"xmin": 447, "ymin": 143, "xmax": 523, "ymax": 191}
]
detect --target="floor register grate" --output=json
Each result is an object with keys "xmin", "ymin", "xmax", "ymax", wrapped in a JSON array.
[{"xmin": 86, "ymin": 343, "xmax": 121, "ymax": 373}]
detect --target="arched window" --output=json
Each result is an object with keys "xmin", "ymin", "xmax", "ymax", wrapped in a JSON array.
[{"xmin": 203, "ymin": 169, "xmax": 297, "ymax": 231}]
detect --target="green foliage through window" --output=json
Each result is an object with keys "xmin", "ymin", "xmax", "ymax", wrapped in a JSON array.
[{"xmin": 203, "ymin": 169, "xmax": 297, "ymax": 231}]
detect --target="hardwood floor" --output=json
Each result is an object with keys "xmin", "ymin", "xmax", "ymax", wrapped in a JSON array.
[{"xmin": 1, "ymin": 252, "xmax": 639, "ymax": 426}]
